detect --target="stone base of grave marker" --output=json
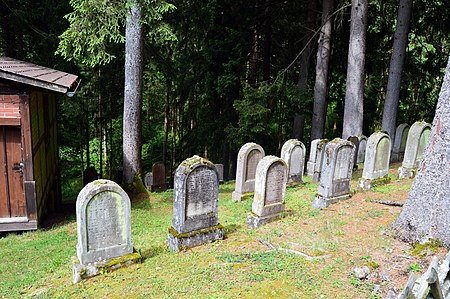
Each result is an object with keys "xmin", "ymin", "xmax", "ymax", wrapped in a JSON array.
[
  {"xmin": 287, "ymin": 174, "xmax": 303, "ymax": 185},
  {"xmin": 390, "ymin": 151, "xmax": 404, "ymax": 163},
  {"xmin": 168, "ymin": 224, "xmax": 224, "ymax": 251},
  {"xmin": 246, "ymin": 211, "xmax": 284, "ymax": 229},
  {"xmin": 232, "ymin": 191, "xmax": 253, "ymax": 202},
  {"xmin": 72, "ymin": 249, "xmax": 142, "ymax": 283},
  {"xmin": 397, "ymin": 166, "xmax": 416, "ymax": 180},
  {"xmin": 312, "ymin": 172, "xmax": 320, "ymax": 183},
  {"xmin": 312, "ymin": 194, "xmax": 351, "ymax": 209},
  {"xmin": 358, "ymin": 176, "xmax": 391, "ymax": 191}
]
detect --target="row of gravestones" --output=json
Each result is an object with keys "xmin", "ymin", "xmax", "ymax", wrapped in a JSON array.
[{"xmin": 72, "ymin": 120, "xmax": 431, "ymax": 283}]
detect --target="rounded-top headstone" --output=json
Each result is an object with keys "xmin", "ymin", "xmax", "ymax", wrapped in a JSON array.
[
  {"xmin": 362, "ymin": 132, "xmax": 391, "ymax": 180},
  {"xmin": 76, "ymin": 179, "xmax": 133, "ymax": 265},
  {"xmin": 172, "ymin": 155, "xmax": 219, "ymax": 233},
  {"xmin": 357, "ymin": 135, "xmax": 367, "ymax": 164},
  {"xmin": 402, "ymin": 121, "xmax": 431, "ymax": 169},
  {"xmin": 281, "ymin": 139, "xmax": 306, "ymax": 184}
]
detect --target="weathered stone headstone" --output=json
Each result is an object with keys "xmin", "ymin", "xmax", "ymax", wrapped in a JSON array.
[
  {"xmin": 231, "ymin": 142, "xmax": 265, "ymax": 201},
  {"xmin": 312, "ymin": 139, "xmax": 355, "ymax": 209},
  {"xmin": 312, "ymin": 139, "xmax": 329, "ymax": 183},
  {"xmin": 398, "ymin": 121, "xmax": 431, "ymax": 179},
  {"xmin": 83, "ymin": 166, "xmax": 98, "ymax": 186},
  {"xmin": 391, "ymin": 123, "xmax": 410, "ymax": 163},
  {"xmin": 356, "ymin": 135, "xmax": 367, "ymax": 164},
  {"xmin": 358, "ymin": 132, "xmax": 392, "ymax": 191},
  {"xmin": 247, "ymin": 156, "xmax": 287, "ymax": 228},
  {"xmin": 168, "ymin": 156, "xmax": 224, "ymax": 251},
  {"xmin": 72, "ymin": 179, "xmax": 141, "ymax": 283},
  {"xmin": 215, "ymin": 163, "xmax": 224, "ymax": 183},
  {"xmin": 347, "ymin": 135, "xmax": 360, "ymax": 169},
  {"xmin": 306, "ymin": 139, "xmax": 328, "ymax": 183},
  {"xmin": 151, "ymin": 162, "xmax": 167, "ymax": 192},
  {"xmin": 280, "ymin": 139, "xmax": 306, "ymax": 185},
  {"xmin": 144, "ymin": 172, "xmax": 153, "ymax": 190}
]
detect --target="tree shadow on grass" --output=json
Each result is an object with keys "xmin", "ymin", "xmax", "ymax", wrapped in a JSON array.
[
  {"xmin": 40, "ymin": 202, "xmax": 76, "ymax": 229},
  {"xmin": 140, "ymin": 244, "xmax": 169, "ymax": 260},
  {"xmin": 223, "ymin": 223, "xmax": 242, "ymax": 236}
]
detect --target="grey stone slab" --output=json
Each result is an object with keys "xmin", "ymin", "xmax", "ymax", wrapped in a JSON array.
[
  {"xmin": 248, "ymin": 156, "xmax": 287, "ymax": 228},
  {"xmin": 361, "ymin": 132, "xmax": 391, "ymax": 181},
  {"xmin": 215, "ymin": 164, "xmax": 224, "ymax": 183},
  {"xmin": 398, "ymin": 121, "xmax": 431, "ymax": 179},
  {"xmin": 347, "ymin": 135, "xmax": 360, "ymax": 169},
  {"xmin": 75, "ymin": 180, "xmax": 133, "ymax": 266},
  {"xmin": 169, "ymin": 155, "xmax": 223, "ymax": 251},
  {"xmin": 312, "ymin": 139, "xmax": 329, "ymax": 183},
  {"xmin": 232, "ymin": 142, "xmax": 265, "ymax": 201},
  {"xmin": 306, "ymin": 139, "xmax": 321, "ymax": 176},
  {"xmin": 357, "ymin": 135, "xmax": 367, "ymax": 164},
  {"xmin": 313, "ymin": 138, "xmax": 355, "ymax": 209},
  {"xmin": 391, "ymin": 123, "xmax": 410, "ymax": 162},
  {"xmin": 144, "ymin": 172, "xmax": 153, "ymax": 190},
  {"xmin": 280, "ymin": 139, "xmax": 306, "ymax": 185}
]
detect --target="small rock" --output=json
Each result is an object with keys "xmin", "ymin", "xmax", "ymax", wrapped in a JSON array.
[
  {"xmin": 381, "ymin": 271, "xmax": 390, "ymax": 282},
  {"xmin": 385, "ymin": 289, "xmax": 397, "ymax": 299},
  {"xmin": 353, "ymin": 266, "xmax": 371, "ymax": 279}
]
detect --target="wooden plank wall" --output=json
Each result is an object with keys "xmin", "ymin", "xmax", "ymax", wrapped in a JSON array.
[{"xmin": 29, "ymin": 91, "xmax": 60, "ymax": 220}]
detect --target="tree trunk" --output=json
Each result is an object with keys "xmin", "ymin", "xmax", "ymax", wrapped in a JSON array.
[
  {"xmin": 123, "ymin": 0, "xmax": 143, "ymax": 185},
  {"xmin": 311, "ymin": 0, "xmax": 334, "ymax": 141},
  {"xmin": 293, "ymin": 0, "xmax": 318, "ymax": 141},
  {"xmin": 342, "ymin": 0, "xmax": 368, "ymax": 139},
  {"xmin": 392, "ymin": 56, "xmax": 450, "ymax": 248},
  {"xmin": 381, "ymin": 0, "xmax": 412, "ymax": 140},
  {"xmin": 163, "ymin": 80, "xmax": 170, "ymax": 165}
]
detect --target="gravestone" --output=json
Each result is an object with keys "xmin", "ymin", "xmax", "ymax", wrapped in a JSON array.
[
  {"xmin": 215, "ymin": 163, "xmax": 224, "ymax": 183},
  {"xmin": 144, "ymin": 172, "xmax": 153, "ymax": 191},
  {"xmin": 358, "ymin": 132, "xmax": 392, "ymax": 191},
  {"xmin": 347, "ymin": 135, "xmax": 360, "ymax": 169},
  {"xmin": 398, "ymin": 121, "xmax": 431, "ymax": 179},
  {"xmin": 168, "ymin": 156, "xmax": 224, "ymax": 251},
  {"xmin": 306, "ymin": 139, "xmax": 329, "ymax": 182},
  {"xmin": 280, "ymin": 139, "xmax": 306, "ymax": 185},
  {"xmin": 72, "ymin": 179, "xmax": 141, "ymax": 283},
  {"xmin": 232, "ymin": 142, "xmax": 265, "ymax": 201},
  {"xmin": 151, "ymin": 162, "xmax": 167, "ymax": 192},
  {"xmin": 312, "ymin": 139, "xmax": 355, "ymax": 209},
  {"xmin": 391, "ymin": 123, "xmax": 410, "ymax": 163},
  {"xmin": 312, "ymin": 139, "xmax": 329, "ymax": 183},
  {"xmin": 83, "ymin": 166, "xmax": 98, "ymax": 186},
  {"xmin": 357, "ymin": 135, "xmax": 367, "ymax": 164},
  {"xmin": 247, "ymin": 156, "xmax": 287, "ymax": 228}
]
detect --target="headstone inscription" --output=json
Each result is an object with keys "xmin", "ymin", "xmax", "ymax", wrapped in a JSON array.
[
  {"xmin": 151, "ymin": 162, "xmax": 167, "ymax": 192},
  {"xmin": 247, "ymin": 156, "xmax": 287, "ymax": 228},
  {"xmin": 347, "ymin": 135, "xmax": 360, "ymax": 169},
  {"xmin": 358, "ymin": 132, "xmax": 392, "ymax": 191},
  {"xmin": 232, "ymin": 142, "xmax": 265, "ymax": 201},
  {"xmin": 391, "ymin": 123, "xmax": 410, "ymax": 162},
  {"xmin": 280, "ymin": 139, "xmax": 306, "ymax": 185},
  {"xmin": 144, "ymin": 172, "xmax": 153, "ymax": 191},
  {"xmin": 215, "ymin": 163, "xmax": 224, "ymax": 183},
  {"xmin": 72, "ymin": 179, "xmax": 141, "ymax": 283},
  {"xmin": 312, "ymin": 139, "xmax": 329, "ymax": 183},
  {"xmin": 356, "ymin": 135, "xmax": 367, "ymax": 164},
  {"xmin": 398, "ymin": 121, "xmax": 431, "ymax": 179},
  {"xmin": 168, "ymin": 155, "xmax": 224, "ymax": 251},
  {"xmin": 312, "ymin": 139, "xmax": 355, "ymax": 209}
]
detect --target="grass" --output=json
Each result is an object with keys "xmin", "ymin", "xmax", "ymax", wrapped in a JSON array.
[{"xmin": 0, "ymin": 167, "xmax": 446, "ymax": 298}]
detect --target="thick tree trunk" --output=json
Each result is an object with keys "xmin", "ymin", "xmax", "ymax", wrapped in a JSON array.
[
  {"xmin": 311, "ymin": 0, "xmax": 334, "ymax": 141},
  {"xmin": 293, "ymin": 0, "xmax": 318, "ymax": 140},
  {"xmin": 392, "ymin": 57, "xmax": 450, "ymax": 248},
  {"xmin": 342, "ymin": 0, "xmax": 368, "ymax": 139},
  {"xmin": 123, "ymin": 1, "xmax": 143, "ymax": 185},
  {"xmin": 381, "ymin": 0, "xmax": 412, "ymax": 140}
]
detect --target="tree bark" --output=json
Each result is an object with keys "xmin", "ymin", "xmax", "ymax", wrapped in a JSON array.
[
  {"xmin": 123, "ymin": 0, "xmax": 143, "ymax": 185},
  {"xmin": 342, "ymin": 0, "xmax": 368, "ymax": 139},
  {"xmin": 311, "ymin": 0, "xmax": 334, "ymax": 141},
  {"xmin": 381, "ymin": 0, "xmax": 412, "ymax": 140},
  {"xmin": 392, "ymin": 56, "xmax": 450, "ymax": 248},
  {"xmin": 293, "ymin": 0, "xmax": 318, "ymax": 141}
]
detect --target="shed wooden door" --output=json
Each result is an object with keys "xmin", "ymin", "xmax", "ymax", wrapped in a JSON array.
[{"xmin": 0, "ymin": 126, "xmax": 26, "ymax": 218}]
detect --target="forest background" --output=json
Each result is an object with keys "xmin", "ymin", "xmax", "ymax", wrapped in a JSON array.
[{"xmin": 0, "ymin": 0, "xmax": 448, "ymax": 197}]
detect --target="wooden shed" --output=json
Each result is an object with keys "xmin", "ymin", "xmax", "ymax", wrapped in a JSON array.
[{"xmin": 0, "ymin": 57, "xmax": 79, "ymax": 232}]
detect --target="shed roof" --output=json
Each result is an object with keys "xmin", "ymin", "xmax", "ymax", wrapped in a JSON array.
[{"xmin": 0, "ymin": 57, "xmax": 79, "ymax": 94}]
